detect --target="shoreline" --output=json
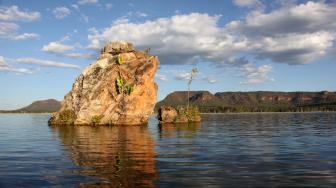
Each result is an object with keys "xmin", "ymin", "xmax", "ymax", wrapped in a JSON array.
[
  {"xmin": 201, "ymin": 111, "xmax": 336, "ymax": 115},
  {"xmin": 1, "ymin": 111, "xmax": 335, "ymax": 115}
]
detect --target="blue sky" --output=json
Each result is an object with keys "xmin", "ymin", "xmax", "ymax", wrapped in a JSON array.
[{"xmin": 0, "ymin": 0, "xmax": 336, "ymax": 110}]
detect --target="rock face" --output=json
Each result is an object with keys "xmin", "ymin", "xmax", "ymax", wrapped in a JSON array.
[
  {"xmin": 49, "ymin": 41, "xmax": 159, "ymax": 125},
  {"xmin": 158, "ymin": 106, "xmax": 178, "ymax": 123},
  {"xmin": 158, "ymin": 106, "xmax": 201, "ymax": 124}
]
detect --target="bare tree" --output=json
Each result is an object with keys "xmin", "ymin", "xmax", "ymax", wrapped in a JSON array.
[{"xmin": 187, "ymin": 67, "xmax": 199, "ymax": 109}]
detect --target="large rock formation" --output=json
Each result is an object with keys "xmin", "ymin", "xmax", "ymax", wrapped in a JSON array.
[{"xmin": 49, "ymin": 41, "xmax": 159, "ymax": 125}]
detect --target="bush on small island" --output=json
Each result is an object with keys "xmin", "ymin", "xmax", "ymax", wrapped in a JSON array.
[
  {"xmin": 158, "ymin": 67, "xmax": 201, "ymax": 124},
  {"xmin": 158, "ymin": 105, "xmax": 201, "ymax": 124},
  {"xmin": 176, "ymin": 106, "xmax": 201, "ymax": 123}
]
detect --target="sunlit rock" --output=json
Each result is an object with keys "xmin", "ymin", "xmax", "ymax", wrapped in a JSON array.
[
  {"xmin": 49, "ymin": 41, "xmax": 159, "ymax": 125},
  {"xmin": 158, "ymin": 105, "xmax": 201, "ymax": 124}
]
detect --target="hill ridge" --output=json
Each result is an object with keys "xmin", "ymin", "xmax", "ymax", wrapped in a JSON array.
[
  {"xmin": 157, "ymin": 91, "xmax": 336, "ymax": 112},
  {"xmin": 0, "ymin": 99, "xmax": 61, "ymax": 113}
]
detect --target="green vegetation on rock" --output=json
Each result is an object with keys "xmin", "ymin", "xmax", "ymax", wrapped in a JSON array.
[
  {"xmin": 117, "ymin": 54, "xmax": 123, "ymax": 65},
  {"xmin": 125, "ymin": 85, "xmax": 134, "ymax": 95},
  {"xmin": 176, "ymin": 106, "xmax": 201, "ymax": 123},
  {"xmin": 116, "ymin": 76, "xmax": 134, "ymax": 95},
  {"xmin": 58, "ymin": 110, "xmax": 76, "ymax": 125},
  {"xmin": 91, "ymin": 115, "xmax": 104, "ymax": 125},
  {"xmin": 158, "ymin": 105, "xmax": 201, "ymax": 124},
  {"xmin": 116, "ymin": 77, "xmax": 126, "ymax": 94}
]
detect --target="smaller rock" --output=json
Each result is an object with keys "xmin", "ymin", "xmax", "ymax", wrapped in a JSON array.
[
  {"xmin": 158, "ymin": 106, "xmax": 201, "ymax": 124},
  {"xmin": 158, "ymin": 106, "xmax": 177, "ymax": 123}
]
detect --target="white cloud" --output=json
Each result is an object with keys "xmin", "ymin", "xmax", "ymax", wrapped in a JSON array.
[
  {"xmin": 0, "ymin": 56, "xmax": 33, "ymax": 74},
  {"xmin": 0, "ymin": 66, "xmax": 33, "ymax": 74},
  {"xmin": 0, "ymin": 56, "xmax": 5, "ymax": 66},
  {"xmin": 233, "ymin": 0, "xmax": 262, "ymax": 8},
  {"xmin": 174, "ymin": 71, "xmax": 191, "ymax": 80},
  {"xmin": 127, "ymin": 11, "xmax": 148, "ymax": 18},
  {"xmin": 42, "ymin": 41, "xmax": 75, "ymax": 54},
  {"xmin": 228, "ymin": 1, "xmax": 336, "ymax": 35},
  {"xmin": 16, "ymin": 57, "xmax": 80, "ymax": 69},
  {"xmin": 60, "ymin": 35, "xmax": 70, "ymax": 42},
  {"xmin": 255, "ymin": 32, "xmax": 334, "ymax": 64},
  {"xmin": 0, "ymin": 23, "xmax": 39, "ymax": 41},
  {"xmin": 88, "ymin": 13, "xmax": 245, "ymax": 65},
  {"xmin": 12, "ymin": 33, "xmax": 39, "ymax": 40},
  {"xmin": 71, "ymin": 4, "xmax": 80, "ymax": 11},
  {"xmin": 52, "ymin": 7, "xmax": 71, "ymax": 19},
  {"xmin": 155, "ymin": 74, "xmax": 167, "ymax": 81},
  {"xmin": 80, "ymin": 14, "xmax": 89, "ymax": 23},
  {"xmin": 0, "ymin": 15, "xmax": 39, "ymax": 41},
  {"xmin": 105, "ymin": 3, "xmax": 113, "ymax": 10},
  {"xmin": 226, "ymin": 1, "xmax": 336, "ymax": 64},
  {"xmin": 0, "ymin": 22, "xmax": 18, "ymax": 36},
  {"xmin": 63, "ymin": 53, "xmax": 93, "ymax": 59},
  {"xmin": 226, "ymin": 57, "xmax": 249, "ymax": 67},
  {"xmin": 77, "ymin": 0, "xmax": 98, "ymax": 5},
  {"xmin": 240, "ymin": 64, "xmax": 272, "ymax": 85},
  {"xmin": 41, "ymin": 37, "xmax": 91, "ymax": 59},
  {"xmin": 0, "ymin": 6, "xmax": 40, "ymax": 21},
  {"xmin": 87, "ymin": 1, "xmax": 336, "ymax": 85},
  {"xmin": 203, "ymin": 75, "xmax": 217, "ymax": 84}
]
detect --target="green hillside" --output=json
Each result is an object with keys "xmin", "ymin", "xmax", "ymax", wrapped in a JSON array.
[
  {"xmin": 0, "ymin": 99, "xmax": 61, "ymax": 113},
  {"xmin": 156, "ymin": 91, "xmax": 336, "ymax": 113}
]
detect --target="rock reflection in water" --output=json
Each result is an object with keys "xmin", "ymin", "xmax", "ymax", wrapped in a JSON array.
[
  {"xmin": 51, "ymin": 125, "xmax": 157, "ymax": 187},
  {"xmin": 158, "ymin": 122, "xmax": 201, "ymax": 139}
]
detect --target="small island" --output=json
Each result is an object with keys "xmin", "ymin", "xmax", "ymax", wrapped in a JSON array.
[{"xmin": 158, "ymin": 106, "xmax": 201, "ymax": 124}]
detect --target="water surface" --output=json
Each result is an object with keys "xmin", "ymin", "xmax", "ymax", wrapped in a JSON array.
[{"xmin": 0, "ymin": 113, "xmax": 336, "ymax": 187}]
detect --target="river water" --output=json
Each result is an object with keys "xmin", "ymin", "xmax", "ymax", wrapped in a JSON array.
[{"xmin": 0, "ymin": 113, "xmax": 335, "ymax": 187}]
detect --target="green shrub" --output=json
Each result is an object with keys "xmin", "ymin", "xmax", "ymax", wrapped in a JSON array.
[
  {"xmin": 176, "ymin": 106, "xmax": 200, "ymax": 122},
  {"xmin": 116, "ymin": 77, "xmax": 126, "ymax": 94},
  {"xmin": 125, "ymin": 85, "xmax": 134, "ymax": 95},
  {"xmin": 91, "ymin": 115, "xmax": 104, "ymax": 125},
  {"xmin": 59, "ymin": 110, "xmax": 76, "ymax": 125},
  {"xmin": 117, "ymin": 54, "xmax": 123, "ymax": 65},
  {"xmin": 116, "ymin": 76, "xmax": 134, "ymax": 95}
]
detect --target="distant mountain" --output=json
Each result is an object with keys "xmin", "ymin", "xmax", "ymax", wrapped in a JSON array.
[
  {"xmin": 0, "ymin": 99, "xmax": 61, "ymax": 113},
  {"xmin": 156, "ymin": 91, "xmax": 336, "ymax": 113}
]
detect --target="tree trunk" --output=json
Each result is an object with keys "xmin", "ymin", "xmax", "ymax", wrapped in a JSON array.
[{"xmin": 187, "ymin": 83, "xmax": 190, "ymax": 109}]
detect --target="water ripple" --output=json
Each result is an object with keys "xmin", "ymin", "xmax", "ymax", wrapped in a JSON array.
[{"xmin": 0, "ymin": 113, "xmax": 335, "ymax": 187}]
